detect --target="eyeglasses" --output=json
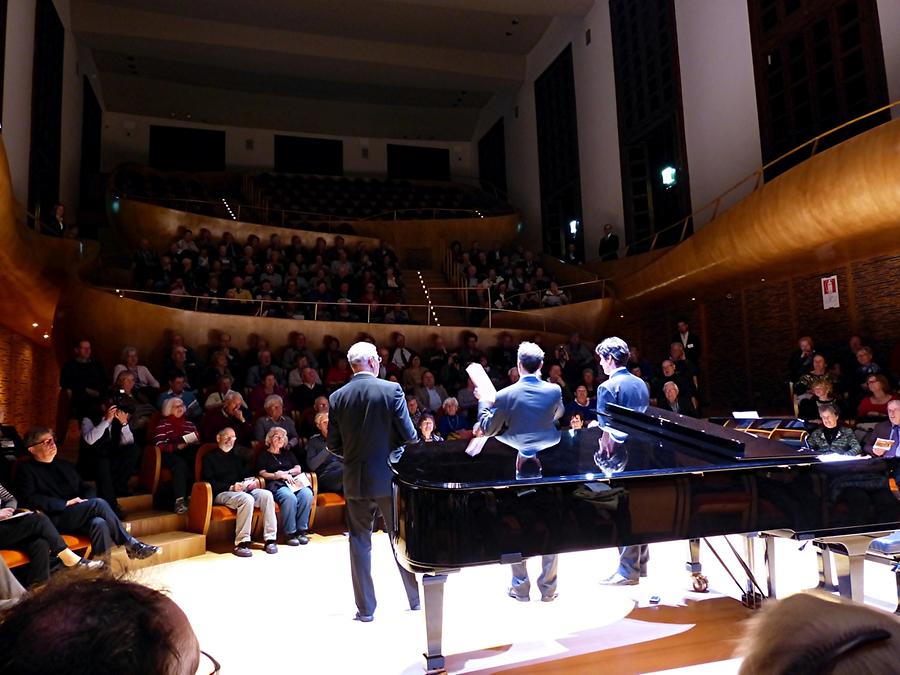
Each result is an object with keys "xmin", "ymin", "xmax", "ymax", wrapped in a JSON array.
[
  {"xmin": 197, "ymin": 649, "xmax": 221, "ymax": 675},
  {"xmin": 30, "ymin": 437, "xmax": 56, "ymax": 448}
]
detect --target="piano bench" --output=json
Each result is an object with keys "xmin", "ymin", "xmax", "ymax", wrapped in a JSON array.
[{"xmin": 868, "ymin": 532, "xmax": 900, "ymax": 556}]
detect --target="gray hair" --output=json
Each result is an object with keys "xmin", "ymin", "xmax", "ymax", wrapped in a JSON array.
[
  {"xmin": 265, "ymin": 425, "xmax": 288, "ymax": 445},
  {"xmin": 347, "ymin": 341, "xmax": 378, "ymax": 366},
  {"xmin": 517, "ymin": 341, "xmax": 544, "ymax": 374},
  {"xmin": 223, "ymin": 391, "xmax": 245, "ymax": 406},
  {"xmin": 263, "ymin": 394, "xmax": 283, "ymax": 411},
  {"xmin": 442, "ymin": 397, "xmax": 459, "ymax": 411},
  {"xmin": 121, "ymin": 346, "xmax": 138, "ymax": 361},
  {"xmin": 663, "ymin": 381, "xmax": 679, "ymax": 394},
  {"xmin": 161, "ymin": 397, "xmax": 185, "ymax": 417}
]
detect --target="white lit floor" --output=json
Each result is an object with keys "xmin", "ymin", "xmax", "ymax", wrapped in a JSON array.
[{"xmin": 132, "ymin": 533, "xmax": 900, "ymax": 674}]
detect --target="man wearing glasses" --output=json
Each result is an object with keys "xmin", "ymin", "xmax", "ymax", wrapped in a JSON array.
[
  {"xmin": 327, "ymin": 341, "xmax": 420, "ymax": 622},
  {"xmin": 14, "ymin": 427, "xmax": 160, "ymax": 560}
]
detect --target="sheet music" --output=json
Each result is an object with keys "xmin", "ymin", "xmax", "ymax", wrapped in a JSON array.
[
  {"xmin": 465, "ymin": 436, "xmax": 488, "ymax": 457},
  {"xmin": 465, "ymin": 363, "xmax": 497, "ymax": 403}
]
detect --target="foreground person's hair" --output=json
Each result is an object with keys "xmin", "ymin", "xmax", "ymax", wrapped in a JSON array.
[
  {"xmin": 0, "ymin": 572, "xmax": 199, "ymax": 675},
  {"xmin": 738, "ymin": 592, "xmax": 900, "ymax": 674}
]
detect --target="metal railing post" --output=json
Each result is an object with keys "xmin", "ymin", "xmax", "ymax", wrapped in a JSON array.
[
  {"xmin": 314, "ymin": 303, "xmax": 318, "ymax": 321},
  {"xmin": 487, "ymin": 286, "xmax": 492, "ymax": 328}
]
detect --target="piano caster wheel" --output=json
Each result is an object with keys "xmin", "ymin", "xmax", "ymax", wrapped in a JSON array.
[{"xmin": 692, "ymin": 574, "xmax": 709, "ymax": 593}]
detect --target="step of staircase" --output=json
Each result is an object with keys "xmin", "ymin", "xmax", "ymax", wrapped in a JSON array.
[
  {"xmin": 125, "ymin": 510, "xmax": 188, "ymax": 538},
  {"xmin": 109, "ymin": 531, "xmax": 206, "ymax": 572},
  {"xmin": 119, "ymin": 493, "xmax": 154, "ymax": 513}
]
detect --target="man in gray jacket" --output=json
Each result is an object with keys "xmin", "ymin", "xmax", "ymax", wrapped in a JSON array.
[{"xmin": 476, "ymin": 341, "xmax": 565, "ymax": 602}]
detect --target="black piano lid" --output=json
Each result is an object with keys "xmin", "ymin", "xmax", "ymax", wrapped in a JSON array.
[{"xmin": 392, "ymin": 405, "xmax": 823, "ymax": 490}]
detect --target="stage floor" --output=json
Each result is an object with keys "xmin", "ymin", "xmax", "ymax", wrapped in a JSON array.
[{"xmin": 133, "ymin": 533, "xmax": 900, "ymax": 674}]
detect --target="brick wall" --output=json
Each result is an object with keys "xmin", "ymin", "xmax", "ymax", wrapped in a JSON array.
[{"xmin": 0, "ymin": 327, "xmax": 60, "ymax": 435}]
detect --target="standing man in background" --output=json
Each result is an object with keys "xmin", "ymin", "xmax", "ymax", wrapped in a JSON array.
[
  {"xmin": 475, "ymin": 341, "xmax": 565, "ymax": 602},
  {"xmin": 598, "ymin": 224, "xmax": 620, "ymax": 261},
  {"xmin": 328, "ymin": 342, "xmax": 420, "ymax": 622},
  {"xmin": 595, "ymin": 337, "xmax": 651, "ymax": 586}
]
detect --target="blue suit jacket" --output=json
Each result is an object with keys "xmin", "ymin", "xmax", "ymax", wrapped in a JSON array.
[
  {"xmin": 477, "ymin": 374, "xmax": 564, "ymax": 455},
  {"xmin": 596, "ymin": 368, "xmax": 650, "ymax": 416}
]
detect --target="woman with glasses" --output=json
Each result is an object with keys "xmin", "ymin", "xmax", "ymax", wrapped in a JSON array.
[
  {"xmin": 857, "ymin": 374, "xmax": 899, "ymax": 420},
  {"xmin": 256, "ymin": 426, "xmax": 313, "ymax": 546},
  {"xmin": 154, "ymin": 398, "xmax": 199, "ymax": 514}
]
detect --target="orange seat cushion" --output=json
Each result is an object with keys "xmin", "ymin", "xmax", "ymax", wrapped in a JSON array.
[
  {"xmin": 1, "ymin": 549, "xmax": 29, "ymax": 568},
  {"xmin": 210, "ymin": 505, "xmax": 237, "ymax": 522},
  {"xmin": 317, "ymin": 492, "xmax": 346, "ymax": 507},
  {"xmin": 62, "ymin": 534, "xmax": 92, "ymax": 552}
]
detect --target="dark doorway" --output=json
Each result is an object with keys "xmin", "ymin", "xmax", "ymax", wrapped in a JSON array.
[
  {"xmin": 28, "ymin": 0, "xmax": 65, "ymax": 220},
  {"xmin": 477, "ymin": 117, "xmax": 508, "ymax": 199},
  {"xmin": 534, "ymin": 44, "xmax": 584, "ymax": 259},
  {"xmin": 148, "ymin": 125, "xmax": 226, "ymax": 172},
  {"xmin": 386, "ymin": 144, "xmax": 450, "ymax": 181},
  {"xmin": 274, "ymin": 135, "xmax": 343, "ymax": 175}
]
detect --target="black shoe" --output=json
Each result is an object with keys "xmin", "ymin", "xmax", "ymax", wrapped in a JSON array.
[
  {"xmin": 174, "ymin": 498, "xmax": 188, "ymax": 515},
  {"xmin": 507, "ymin": 587, "xmax": 529, "ymax": 602},
  {"xmin": 233, "ymin": 544, "xmax": 252, "ymax": 558},
  {"xmin": 126, "ymin": 541, "xmax": 161, "ymax": 560},
  {"xmin": 297, "ymin": 532, "xmax": 309, "ymax": 545},
  {"xmin": 76, "ymin": 558, "xmax": 106, "ymax": 571},
  {"xmin": 286, "ymin": 536, "xmax": 300, "ymax": 546},
  {"xmin": 410, "ymin": 603, "xmax": 421, "ymax": 611},
  {"xmin": 264, "ymin": 541, "xmax": 278, "ymax": 554},
  {"xmin": 354, "ymin": 612, "xmax": 374, "ymax": 622}
]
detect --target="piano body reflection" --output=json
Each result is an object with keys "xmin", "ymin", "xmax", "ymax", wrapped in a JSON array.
[{"xmin": 391, "ymin": 405, "xmax": 900, "ymax": 671}]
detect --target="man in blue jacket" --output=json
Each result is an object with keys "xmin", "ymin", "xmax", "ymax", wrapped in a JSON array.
[{"xmin": 596, "ymin": 337, "xmax": 651, "ymax": 586}]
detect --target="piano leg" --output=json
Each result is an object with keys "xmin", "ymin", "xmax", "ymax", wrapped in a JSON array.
[
  {"xmin": 831, "ymin": 542, "xmax": 868, "ymax": 603},
  {"xmin": 763, "ymin": 534, "xmax": 778, "ymax": 598},
  {"xmin": 893, "ymin": 561, "xmax": 900, "ymax": 615},
  {"xmin": 686, "ymin": 538, "xmax": 708, "ymax": 592},
  {"xmin": 816, "ymin": 542, "xmax": 837, "ymax": 592},
  {"xmin": 422, "ymin": 573, "xmax": 448, "ymax": 673}
]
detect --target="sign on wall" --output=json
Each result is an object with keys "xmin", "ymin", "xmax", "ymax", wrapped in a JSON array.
[{"xmin": 822, "ymin": 275, "xmax": 840, "ymax": 309}]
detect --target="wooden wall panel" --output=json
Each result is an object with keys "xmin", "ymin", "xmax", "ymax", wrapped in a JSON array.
[
  {"xmin": 0, "ymin": 326, "xmax": 59, "ymax": 434},
  {"xmin": 853, "ymin": 254, "xmax": 900, "ymax": 347}
]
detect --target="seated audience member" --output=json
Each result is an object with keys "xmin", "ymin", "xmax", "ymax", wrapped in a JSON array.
[
  {"xmin": 245, "ymin": 350, "xmax": 286, "ymax": 389},
  {"xmin": 0, "ymin": 557, "xmax": 26, "ymax": 610},
  {"xmin": 654, "ymin": 359, "xmax": 697, "ymax": 406},
  {"xmin": 658, "ymin": 381, "xmax": 698, "ymax": 417},
  {"xmin": 290, "ymin": 366, "xmax": 328, "ymax": 412},
  {"xmin": 546, "ymin": 364, "xmax": 572, "ymax": 401},
  {"xmin": 154, "ymin": 398, "xmax": 199, "ymax": 514},
  {"xmin": 541, "ymin": 281, "xmax": 569, "ymax": 307},
  {"xmin": 787, "ymin": 336, "xmax": 817, "ymax": 381},
  {"xmin": 15, "ymin": 427, "xmax": 159, "ymax": 559},
  {"xmin": 456, "ymin": 378, "xmax": 478, "ymax": 419},
  {"xmin": 166, "ymin": 344, "xmax": 202, "ymax": 393},
  {"xmin": 417, "ymin": 414, "xmax": 443, "ymax": 443},
  {"xmin": 794, "ymin": 353, "xmax": 832, "ymax": 395},
  {"xmin": 204, "ymin": 374, "xmax": 238, "ymax": 409},
  {"xmin": 156, "ymin": 371, "xmax": 201, "ymax": 421},
  {"xmin": 565, "ymin": 386, "xmax": 597, "ymax": 425},
  {"xmin": 0, "ymin": 482, "xmax": 103, "ymax": 585},
  {"xmin": 798, "ymin": 378, "xmax": 842, "ymax": 424},
  {"xmin": 282, "ymin": 332, "xmax": 318, "ymax": 371},
  {"xmin": 580, "ymin": 368, "xmax": 599, "ymax": 398},
  {"xmin": 805, "ymin": 407, "xmax": 860, "ymax": 455},
  {"xmin": 0, "ymin": 575, "xmax": 209, "ymax": 675},
  {"xmin": 304, "ymin": 412, "xmax": 343, "ymax": 494},
  {"xmin": 256, "ymin": 427, "xmax": 313, "ymax": 546},
  {"xmin": 383, "ymin": 303, "xmax": 409, "ymax": 324},
  {"xmin": 853, "ymin": 346, "xmax": 883, "ymax": 401},
  {"xmin": 423, "ymin": 335, "xmax": 452, "ymax": 375},
  {"xmin": 59, "ymin": 339, "xmax": 107, "ymax": 418},
  {"xmin": 111, "ymin": 347, "xmax": 160, "ymax": 395},
  {"xmin": 438, "ymin": 398, "xmax": 472, "ymax": 439},
  {"xmin": 568, "ymin": 412, "xmax": 585, "ymax": 430},
  {"xmin": 202, "ymin": 428, "xmax": 278, "ymax": 557},
  {"xmin": 324, "ymin": 356, "xmax": 352, "ymax": 391},
  {"xmin": 390, "ymin": 333, "xmax": 415, "ymax": 370},
  {"xmin": 863, "ymin": 399, "xmax": 900, "ymax": 460},
  {"xmin": 255, "ymin": 395, "xmax": 299, "ymax": 450},
  {"xmin": 248, "ymin": 372, "xmax": 291, "ymax": 417},
  {"xmin": 113, "ymin": 371, "xmax": 155, "ymax": 438},
  {"xmin": 200, "ymin": 392, "xmax": 253, "ymax": 447},
  {"xmin": 737, "ymin": 592, "xmax": 900, "ymax": 675},
  {"xmin": 401, "ymin": 355, "xmax": 426, "ymax": 391},
  {"xmin": 406, "ymin": 395, "xmax": 423, "ymax": 428},
  {"xmin": 80, "ymin": 397, "xmax": 141, "ymax": 516},
  {"xmin": 414, "ymin": 371, "xmax": 448, "ymax": 414},
  {"xmin": 297, "ymin": 396, "xmax": 329, "ymax": 439},
  {"xmin": 857, "ymin": 374, "xmax": 899, "ymax": 420},
  {"xmin": 200, "ymin": 350, "xmax": 233, "ymax": 391}
]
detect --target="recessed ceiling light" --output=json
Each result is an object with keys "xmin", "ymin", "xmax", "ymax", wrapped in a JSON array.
[{"xmin": 32, "ymin": 322, "xmax": 38, "ymax": 327}]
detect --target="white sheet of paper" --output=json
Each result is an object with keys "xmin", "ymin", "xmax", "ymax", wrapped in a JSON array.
[
  {"xmin": 465, "ymin": 436, "xmax": 488, "ymax": 457},
  {"xmin": 466, "ymin": 363, "xmax": 497, "ymax": 404},
  {"xmin": 182, "ymin": 432, "xmax": 199, "ymax": 445},
  {"xmin": 731, "ymin": 410, "xmax": 760, "ymax": 419},
  {"xmin": 817, "ymin": 453, "xmax": 869, "ymax": 463}
]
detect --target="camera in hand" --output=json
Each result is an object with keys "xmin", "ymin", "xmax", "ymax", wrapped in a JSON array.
[{"xmin": 111, "ymin": 389, "xmax": 136, "ymax": 415}]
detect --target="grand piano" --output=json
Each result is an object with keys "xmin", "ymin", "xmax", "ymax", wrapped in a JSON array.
[{"xmin": 391, "ymin": 404, "xmax": 900, "ymax": 671}]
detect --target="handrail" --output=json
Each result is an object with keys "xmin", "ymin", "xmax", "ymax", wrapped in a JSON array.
[
  {"xmin": 100, "ymin": 286, "xmax": 580, "ymax": 335},
  {"xmin": 613, "ymin": 99, "xmax": 900, "ymax": 259}
]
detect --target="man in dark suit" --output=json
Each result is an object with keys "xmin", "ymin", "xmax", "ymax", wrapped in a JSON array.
[
  {"xmin": 864, "ymin": 400, "xmax": 900, "ymax": 479},
  {"xmin": 598, "ymin": 223, "xmax": 619, "ymax": 261},
  {"xmin": 327, "ymin": 341, "xmax": 420, "ymax": 622},
  {"xmin": 476, "ymin": 341, "xmax": 565, "ymax": 602},
  {"xmin": 595, "ymin": 337, "xmax": 651, "ymax": 586}
]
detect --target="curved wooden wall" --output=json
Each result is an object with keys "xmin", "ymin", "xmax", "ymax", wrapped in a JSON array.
[
  {"xmin": 485, "ymin": 298, "xmax": 615, "ymax": 341},
  {"xmin": 616, "ymin": 118, "xmax": 900, "ymax": 307}
]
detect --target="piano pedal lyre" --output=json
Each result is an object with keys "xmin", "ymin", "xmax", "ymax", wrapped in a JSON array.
[{"xmin": 686, "ymin": 538, "xmax": 709, "ymax": 592}]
